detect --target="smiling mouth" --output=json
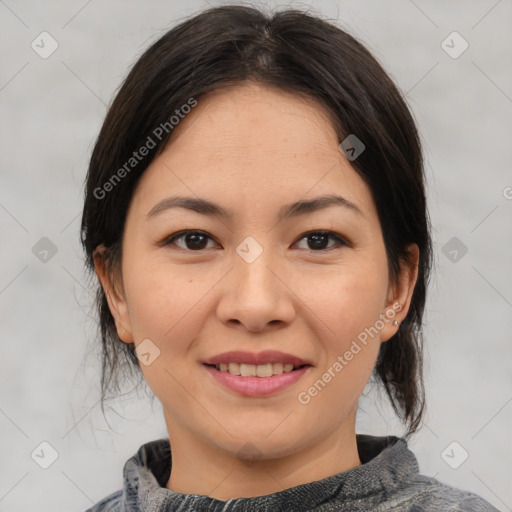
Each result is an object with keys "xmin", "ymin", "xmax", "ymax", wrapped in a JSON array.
[{"xmin": 204, "ymin": 362, "xmax": 311, "ymax": 378}]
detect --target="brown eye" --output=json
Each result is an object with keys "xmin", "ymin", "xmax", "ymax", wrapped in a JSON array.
[
  {"xmin": 295, "ymin": 231, "xmax": 348, "ymax": 251},
  {"xmin": 164, "ymin": 230, "xmax": 218, "ymax": 251}
]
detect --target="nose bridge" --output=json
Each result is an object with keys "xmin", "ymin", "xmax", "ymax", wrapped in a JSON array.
[
  {"xmin": 216, "ymin": 235, "xmax": 295, "ymax": 331},
  {"xmin": 233, "ymin": 235, "xmax": 279, "ymax": 302}
]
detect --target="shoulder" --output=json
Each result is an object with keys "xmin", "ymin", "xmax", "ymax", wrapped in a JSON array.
[
  {"xmin": 403, "ymin": 475, "xmax": 500, "ymax": 512},
  {"xmin": 83, "ymin": 490, "xmax": 122, "ymax": 512}
]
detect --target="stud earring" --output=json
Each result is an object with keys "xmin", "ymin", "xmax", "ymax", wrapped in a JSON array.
[{"xmin": 393, "ymin": 320, "xmax": 399, "ymax": 327}]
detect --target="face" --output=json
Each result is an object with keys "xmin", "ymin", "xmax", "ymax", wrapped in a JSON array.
[{"xmin": 95, "ymin": 83, "xmax": 418, "ymax": 465}]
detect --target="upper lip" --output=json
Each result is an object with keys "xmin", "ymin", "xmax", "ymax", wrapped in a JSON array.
[{"xmin": 203, "ymin": 350, "xmax": 313, "ymax": 367}]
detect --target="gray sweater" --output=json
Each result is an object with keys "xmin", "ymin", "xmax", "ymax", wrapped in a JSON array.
[{"xmin": 85, "ymin": 434, "xmax": 500, "ymax": 511}]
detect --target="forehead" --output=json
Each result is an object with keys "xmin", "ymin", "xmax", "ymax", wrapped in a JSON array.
[
  {"xmin": 129, "ymin": 83, "xmax": 376, "ymax": 221},
  {"xmin": 171, "ymin": 82, "xmax": 340, "ymax": 156}
]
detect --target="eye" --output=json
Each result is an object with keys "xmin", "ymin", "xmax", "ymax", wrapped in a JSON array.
[
  {"xmin": 294, "ymin": 230, "xmax": 349, "ymax": 252},
  {"xmin": 162, "ymin": 230, "xmax": 219, "ymax": 251},
  {"xmin": 161, "ymin": 229, "xmax": 349, "ymax": 252}
]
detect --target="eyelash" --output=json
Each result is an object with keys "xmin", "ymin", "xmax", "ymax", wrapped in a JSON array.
[{"xmin": 161, "ymin": 230, "xmax": 350, "ymax": 253}]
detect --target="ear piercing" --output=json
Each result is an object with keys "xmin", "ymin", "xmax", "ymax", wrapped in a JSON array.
[{"xmin": 393, "ymin": 320, "xmax": 399, "ymax": 327}]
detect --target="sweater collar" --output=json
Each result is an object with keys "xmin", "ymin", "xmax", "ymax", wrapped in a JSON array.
[{"xmin": 120, "ymin": 434, "xmax": 419, "ymax": 511}]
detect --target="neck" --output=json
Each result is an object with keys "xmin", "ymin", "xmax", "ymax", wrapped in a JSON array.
[{"xmin": 164, "ymin": 415, "xmax": 361, "ymax": 500}]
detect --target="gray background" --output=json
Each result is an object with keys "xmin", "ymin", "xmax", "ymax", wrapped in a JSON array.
[{"xmin": 1, "ymin": 1, "xmax": 511, "ymax": 511}]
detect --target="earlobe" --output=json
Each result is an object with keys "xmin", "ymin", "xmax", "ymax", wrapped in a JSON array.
[
  {"xmin": 380, "ymin": 244, "xmax": 420, "ymax": 342},
  {"xmin": 93, "ymin": 245, "xmax": 134, "ymax": 344}
]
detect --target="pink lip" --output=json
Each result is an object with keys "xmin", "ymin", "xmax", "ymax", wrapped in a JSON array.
[
  {"xmin": 203, "ymin": 364, "xmax": 311, "ymax": 397},
  {"xmin": 202, "ymin": 349, "xmax": 311, "ymax": 367}
]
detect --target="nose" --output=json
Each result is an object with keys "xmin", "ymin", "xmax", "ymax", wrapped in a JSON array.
[{"xmin": 215, "ymin": 247, "xmax": 296, "ymax": 333}]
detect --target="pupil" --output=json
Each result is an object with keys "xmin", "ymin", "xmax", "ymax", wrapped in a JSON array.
[
  {"xmin": 309, "ymin": 233, "xmax": 327, "ymax": 250},
  {"xmin": 187, "ymin": 233, "xmax": 207, "ymax": 250}
]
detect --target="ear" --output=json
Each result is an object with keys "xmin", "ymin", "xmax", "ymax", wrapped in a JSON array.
[
  {"xmin": 380, "ymin": 243, "xmax": 420, "ymax": 342},
  {"xmin": 93, "ymin": 244, "xmax": 134, "ymax": 344}
]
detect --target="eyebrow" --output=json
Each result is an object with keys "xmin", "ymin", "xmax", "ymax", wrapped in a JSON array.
[{"xmin": 146, "ymin": 194, "xmax": 363, "ymax": 221}]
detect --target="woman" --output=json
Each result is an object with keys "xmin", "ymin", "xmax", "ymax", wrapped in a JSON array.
[{"xmin": 81, "ymin": 5, "xmax": 499, "ymax": 511}]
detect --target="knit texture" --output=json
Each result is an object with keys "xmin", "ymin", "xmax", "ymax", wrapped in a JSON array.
[{"xmin": 85, "ymin": 434, "xmax": 499, "ymax": 511}]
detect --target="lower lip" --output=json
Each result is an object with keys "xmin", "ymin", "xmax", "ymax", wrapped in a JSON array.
[{"xmin": 203, "ymin": 364, "xmax": 311, "ymax": 397}]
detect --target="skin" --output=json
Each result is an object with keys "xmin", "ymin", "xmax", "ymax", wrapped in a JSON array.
[{"xmin": 94, "ymin": 82, "xmax": 419, "ymax": 500}]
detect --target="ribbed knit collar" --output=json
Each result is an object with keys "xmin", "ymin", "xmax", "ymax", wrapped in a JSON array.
[{"xmin": 120, "ymin": 434, "xmax": 419, "ymax": 511}]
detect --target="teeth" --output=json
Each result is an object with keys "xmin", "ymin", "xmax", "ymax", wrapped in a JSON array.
[
  {"xmin": 228, "ymin": 362, "xmax": 240, "ymax": 375},
  {"xmin": 256, "ymin": 363, "xmax": 273, "ymax": 377},
  {"xmin": 271, "ymin": 362, "xmax": 283, "ymax": 375},
  {"xmin": 240, "ymin": 363, "xmax": 256, "ymax": 377},
  {"xmin": 215, "ymin": 362, "xmax": 300, "ymax": 377}
]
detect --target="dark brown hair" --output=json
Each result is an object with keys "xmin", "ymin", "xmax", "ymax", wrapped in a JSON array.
[{"xmin": 80, "ymin": 5, "xmax": 432, "ymax": 438}]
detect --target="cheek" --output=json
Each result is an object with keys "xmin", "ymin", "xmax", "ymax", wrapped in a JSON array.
[
  {"xmin": 123, "ymin": 260, "xmax": 207, "ymax": 344},
  {"xmin": 304, "ymin": 260, "xmax": 389, "ymax": 343},
  {"xmin": 121, "ymin": 260, "xmax": 212, "ymax": 399},
  {"xmin": 296, "ymin": 268, "xmax": 386, "ymax": 415}
]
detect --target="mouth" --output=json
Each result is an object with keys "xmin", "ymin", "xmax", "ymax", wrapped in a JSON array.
[
  {"xmin": 202, "ymin": 362, "xmax": 312, "ymax": 397},
  {"xmin": 203, "ymin": 362, "xmax": 312, "ymax": 377},
  {"xmin": 201, "ymin": 350, "xmax": 313, "ymax": 396}
]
